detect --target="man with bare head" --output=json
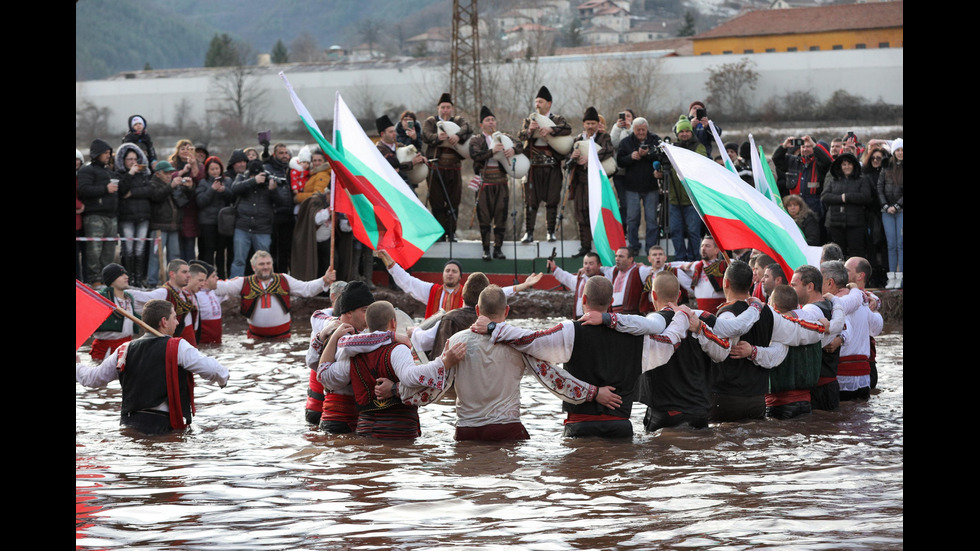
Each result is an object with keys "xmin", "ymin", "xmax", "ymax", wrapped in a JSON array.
[
  {"xmin": 131, "ymin": 259, "xmax": 198, "ymax": 346},
  {"xmin": 215, "ymin": 250, "xmax": 335, "ymax": 339}
]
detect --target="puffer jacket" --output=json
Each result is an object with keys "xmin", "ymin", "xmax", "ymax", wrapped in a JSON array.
[
  {"xmin": 821, "ymin": 153, "xmax": 873, "ymax": 228},
  {"xmin": 114, "ymin": 143, "xmax": 153, "ymax": 222},
  {"xmin": 231, "ymin": 170, "xmax": 288, "ymax": 234}
]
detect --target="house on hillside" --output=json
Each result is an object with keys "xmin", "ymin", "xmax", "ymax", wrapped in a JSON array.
[{"xmin": 693, "ymin": 1, "xmax": 904, "ymax": 55}]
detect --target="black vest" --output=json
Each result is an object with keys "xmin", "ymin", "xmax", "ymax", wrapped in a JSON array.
[
  {"xmin": 119, "ymin": 336, "xmax": 193, "ymax": 424},
  {"xmin": 564, "ymin": 321, "xmax": 644, "ymax": 418},
  {"xmin": 636, "ymin": 310, "xmax": 714, "ymax": 416},
  {"xmin": 711, "ymin": 301, "xmax": 774, "ymax": 397}
]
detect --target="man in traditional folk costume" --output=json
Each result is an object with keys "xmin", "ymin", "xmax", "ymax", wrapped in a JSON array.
[
  {"xmin": 567, "ymin": 106, "xmax": 614, "ymax": 257},
  {"xmin": 676, "ymin": 235, "xmax": 728, "ymax": 315},
  {"xmin": 90, "ymin": 263, "xmax": 139, "ymax": 362},
  {"xmin": 789, "ymin": 264, "xmax": 861, "ymax": 412},
  {"xmin": 547, "ymin": 252, "xmax": 605, "ymax": 318},
  {"xmin": 377, "ymin": 250, "xmax": 540, "ymax": 319},
  {"xmin": 131, "ymin": 259, "xmax": 198, "ymax": 347},
  {"xmin": 473, "ymin": 276, "xmax": 687, "ymax": 438},
  {"xmin": 823, "ymin": 259, "xmax": 882, "ymax": 402},
  {"xmin": 639, "ymin": 245, "xmax": 685, "ymax": 313},
  {"xmin": 317, "ymin": 301, "xmax": 467, "ymax": 439},
  {"xmin": 76, "ymin": 299, "xmax": 229, "ymax": 435},
  {"xmin": 304, "ymin": 281, "xmax": 373, "ymax": 432},
  {"xmin": 707, "ymin": 261, "xmax": 835, "ymax": 423},
  {"xmin": 375, "ymin": 115, "xmax": 421, "ymax": 185},
  {"xmin": 376, "ymin": 285, "xmax": 622, "ymax": 441},
  {"xmin": 519, "ymin": 86, "xmax": 571, "ymax": 243},
  {"xmin": 215, "ymin": 250, "xmax": 334, "ymax": 339},
  {"xmin": 422, "ymin": 93, "xmax": 472, "ymax": 242},
  {"xmin": 470, "ymin": 105, "xmax": 521, "ymax": 261},
  {"xmin": 606, "ymin": 247, "xmax": 654, "ymax": 315}
]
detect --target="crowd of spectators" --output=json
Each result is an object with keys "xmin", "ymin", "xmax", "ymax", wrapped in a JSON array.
[{"xmin": 76, "ymin": 109, "xmax": 902, "ymax": 291}]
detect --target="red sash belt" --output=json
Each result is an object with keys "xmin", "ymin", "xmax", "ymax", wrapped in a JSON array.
[
  {"xmin": 198, "ymin": 319, "xmax": 222, "ymax": 345},
  {"xmin": 164, "ymin": 338, "xmax": 194, "ymax": 430},
  {"xmin": 306, "ymin": 370, "xmax": 325, "ymax": 411},
  {"xmin": 766, "ymin": 389, "xmax": 811, "ymax": 407},
  {"xmin": 563, "ymin": 413, "xmax": 627, "ymax": 425},
  {"xmin": 321, "ymin": 393, "xmax": 358, "ymax": 427},
  {"xmin": 816, "ymin": 376, "xmax": 837, "ymax": 386},
  {"xmin": 248, "ymin": 322, "xmax": 291, "ymax": 339},
  {"xmin": 838, "ymin": 354, "xmax": 870, "ymax": 377}
]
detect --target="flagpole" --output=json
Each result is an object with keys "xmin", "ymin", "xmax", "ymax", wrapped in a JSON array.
[
  {"xmin": 557, "ymin": 163, "xmax": 574, "ymax": 271},
  {"xmin": 121, "ymin": 307, "xmax": 165, "ymax": 337}
]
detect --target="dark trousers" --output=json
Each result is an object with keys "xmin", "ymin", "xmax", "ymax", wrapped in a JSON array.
[
  {"xmin": 643, "ymin": 407, "xmax": 708, "ymax": 431},
  {"xmin": 562, "ymin": 419, "xmax": 633, "ymax": 438}
]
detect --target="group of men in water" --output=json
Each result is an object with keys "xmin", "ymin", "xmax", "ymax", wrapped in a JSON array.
[{"xmin": 77, "ymin": 229, "xmax": 884, "ymax": 439}]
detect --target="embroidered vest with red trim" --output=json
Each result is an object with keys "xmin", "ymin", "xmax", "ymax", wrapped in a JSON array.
[
  {"xmin": 349, "ymin": 341, "xmax": 406, "ymax": 412},
  {"xmin": 692, "ymin": 258, "xmax": 727, "ymax": 294},
  {"xmin": 118, "ymin": 336, "xmax": 194, "ymax": 429},
  {"xmin": 164, "ymin": 282, "xmax": 197, "ymax": 335},
  {"xmin": 240, "ymin": 274, "xmax": 291, "ymax": 318},
  {"xmin": 610, "ymin": 264, "xmax": 643, "ymax": 314},
  {"xmin": 424, "ymin": 284, "xmax": 463, "ymax": 318}
]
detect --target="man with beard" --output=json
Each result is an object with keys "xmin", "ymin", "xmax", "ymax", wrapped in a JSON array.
[
  {"xmin": 760, "ymin": 262, "xmax": 786, "ymax": 303},
  {"xmin": 567, "ymin": 106, "xmax": 615, "ymax": 257},
  {"xmin": 377, "ymin": 250, "xmax": 540, "ymax": 319},
  {"xmin": 548, "ymin": 252, "xmax": 605, "ymax": 318},
  {"xmin": 215, "ymin": 250, "xmax": 335, "ymax": 338},
  {"xmin": 520, "ymin": 86, "xmax": 571, "ymax": 243},
  {"xmin": 263, "ymin": 143, "xmax": 296, "ymax": 272},
  {"xmin": 422, "ymin": 93, "xmax": 472, "ymax": 242}
]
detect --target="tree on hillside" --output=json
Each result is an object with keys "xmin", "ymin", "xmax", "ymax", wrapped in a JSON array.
[
  {"xmin": 210, "ymin": 64, "xmax": 268, "ymax": 142},
  {"xmin": 677, "ymin": 11, "xmax": 696, "ymax": 37},
  {"xmin": 290, "ymin": 33, "xmax": 321, "ymax": 63},
  {"xmin": 705, "ymin": 57, "xmax": 759, "ymax": 119},
  {"xmin": 205, "ymin": 33, "xmax": 241, "ymax": 67},
  {"xmin": 76, "ymin": 100, "xmax": 113, "ymax": 145},
  {"xmin": 271, "ymin": 39, "xmax": 289, "ymax": 64},
  {"xmin": 359, "ymin": 19, "xmax": 383, "ymax": 58}
]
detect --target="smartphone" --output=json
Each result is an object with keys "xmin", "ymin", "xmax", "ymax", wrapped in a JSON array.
[
  {"xmin": 695, "ymin": 107, "xmax": 706, "ymax": 119},
  {"xmin": 257, "ymin": 130, "xmax": 271, "ymax": 144},
  {"xmin": 618, "ymin": 112, "xmax": 625, "ymax": 121}
]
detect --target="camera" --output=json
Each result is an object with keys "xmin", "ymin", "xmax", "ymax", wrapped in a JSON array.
[
  {"xmin": 792, "ymin": 138, "xmax": 804, "ymax": 147},
  {"xmin": 695, "ymin": 107, "xmax": 706, "ymax": 120}
]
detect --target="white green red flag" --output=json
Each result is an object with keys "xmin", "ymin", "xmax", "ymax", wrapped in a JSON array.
[
  {"xmin": 748, "ymin": 133, "xmax": 784, "ymax": 209},
  {"xmin": 279, "ymin": 73, "xmax": 442, "ymax": 268},
  {"xmin": 660, "ymin": 143, "xmax": 822, "ymax": 278},
  {"xmin": 587, "ymin": 136, "xmax": 625, "ymax": 265}
]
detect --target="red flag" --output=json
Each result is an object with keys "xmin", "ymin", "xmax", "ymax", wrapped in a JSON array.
[{"xmin": 76, "ymin": 281, "xmax": 115, "ymax": 350}]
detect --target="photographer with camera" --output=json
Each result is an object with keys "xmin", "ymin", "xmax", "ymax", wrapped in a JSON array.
[
  {"xmin": 262, "ymin": 143, "xmax": 295, "ymax": 274},
  {"xmin": 663, "ymin": 115, "xmax": 709, "ymax": 262},
  {"xmin": 688, "ymin": 101, "xmax": 719, "ymax": 158},
  {"xmin": 616, "ymin": 117, "xmax": 662, "ymax": 256},
  {"xmin": 772, "ymin": 135, "xmax": 832, "ymax": 233},
  {"xmin": 229, "ymin": 159, "xmax": 290, "ymax": 278}
]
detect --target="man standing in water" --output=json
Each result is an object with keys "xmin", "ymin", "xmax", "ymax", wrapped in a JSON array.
[
  {"xmin": 377, "ymin": 250, "xmax": 540, "ymax": 319},
  {"xmin": 76, "ymin": 299, "xmax": 229, "ymax": 435}
]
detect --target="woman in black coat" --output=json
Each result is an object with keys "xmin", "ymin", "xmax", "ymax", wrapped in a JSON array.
[
  {"xmin": 783, "ymin": 194, "xmax": 820, "ymax": 247},
  {"xmin": 821, "ymin": 153, "xmax": 873, "ymax": 258}
]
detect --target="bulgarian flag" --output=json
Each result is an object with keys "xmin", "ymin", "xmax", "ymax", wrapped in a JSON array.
[
  {"xmin": 587, "ymin": 136, "xmax": 625, "ymax": 265},
  {"xmin": 748, "ymin": 133, "xmax": 784, "ymax": 210},
  {"xmin": 661, "ymin": 144, "xmax": 822, "ymax": 279},
  {"xmin": 279, "ymin": 73, "xmax": 442, "ymax": 268},
  {"xmin": 76, "ymin": 280, "xmax": 115, "ymax": 350}
]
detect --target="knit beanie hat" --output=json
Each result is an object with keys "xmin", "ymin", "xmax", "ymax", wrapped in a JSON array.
[
  {"xmin": 673, "ymin": 115, "xmax": 692, "ymax": 135},
  {"xmin": 102, "ymin": 263, "xmax": 127, "ymax": 286},
  {"xmin": 336, "ymin": 281, "xmax": 375, "ymax": 315}
]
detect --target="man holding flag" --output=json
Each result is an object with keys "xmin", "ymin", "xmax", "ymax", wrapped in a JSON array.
[
  {"xmin": 567, "ymin": 106, "xmax": 614, "ymax": 258},
  {"xmin": 76, "ymin": 299, "xmax": 229, "ymax": 435}
]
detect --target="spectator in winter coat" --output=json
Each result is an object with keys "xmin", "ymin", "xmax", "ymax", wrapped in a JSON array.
[
  {"xmin": 77, "ymin": 138, "xmax": 121, "ymax": 285},
  {"xmin": 115, "ymin": 143, "xmax": 154, "ymax": 286},
  {"xmin": 821, "ymin": 153, "xmax": 873, "ymax": 259}
]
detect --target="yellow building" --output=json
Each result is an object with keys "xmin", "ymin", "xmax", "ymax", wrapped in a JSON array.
[{"xmin": 693, "ymin": 1, "xmax": 903, "ymax": 56}]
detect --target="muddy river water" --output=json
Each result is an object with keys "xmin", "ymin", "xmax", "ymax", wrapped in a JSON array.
[{"xmin": 76, "ymin": 313, "xmax": 903, "ymax": 550}]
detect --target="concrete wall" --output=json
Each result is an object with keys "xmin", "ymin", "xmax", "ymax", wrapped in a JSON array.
[{"xmin": 75, "ymin": 48, "xmax": 902, "ymax": 131}]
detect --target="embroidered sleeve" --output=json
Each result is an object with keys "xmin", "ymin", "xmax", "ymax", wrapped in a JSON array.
[
  {"xmin": 697, "ymin": 323, "xmax": 732, "ymax": 363},
  {"xmin": 522, "ymin": 354, "xmax": 595, "ymax": 405},
  {"xmin": 316, "ymin": 359, "xmax": 352, "ymax": 392},
  {"xmin": 394, "ymin": 347, "xmax": 455, "ymax": 406},
  {"xmin": 609, "ymin": 312, "xmax": 668, "ymax": 336},
  {"xmin": 772, "ymin": 310, "xmax": 825, "ymax": 346},
  {"xmin": 747, "ymin": 342, "xmax": 788, "ymax": 369},
  {"xmin": 494, "ymin": 321, "xmax": 575, "ymax": 365},
  {"xmin": 710, "ymin": 303, "xmax": 761, "ymax": 338}
]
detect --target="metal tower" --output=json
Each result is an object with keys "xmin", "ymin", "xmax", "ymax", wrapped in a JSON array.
[{"xmin": 451, "ymin": 0, "xmax": 482, "ymax": 121}]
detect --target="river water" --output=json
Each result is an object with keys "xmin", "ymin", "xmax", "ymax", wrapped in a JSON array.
[{"xmin": 76, "ymin": 314, "xmax": 903, "ymax": 550}]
